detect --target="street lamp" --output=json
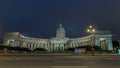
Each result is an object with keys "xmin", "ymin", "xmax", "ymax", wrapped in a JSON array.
[
  {"xmin": 87, "ymin": 25, "xmax": 95, "ymax": 35},
  {"xmin": 87, "ymin": 25, "xmax": 96, "ymax": 56}
]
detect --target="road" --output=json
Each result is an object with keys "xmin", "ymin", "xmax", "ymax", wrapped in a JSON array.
[{"xmin": 0, "ymin": 55, "xmax": 120, "ymax": 68}]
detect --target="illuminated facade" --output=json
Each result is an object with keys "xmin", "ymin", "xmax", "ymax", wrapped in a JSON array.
[{"xmin": 3, "ymin": 24, "xmax": 113, "ymax": 52}]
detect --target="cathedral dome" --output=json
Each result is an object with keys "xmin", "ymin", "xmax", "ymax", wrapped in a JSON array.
[{"xmin": 56, "ymin": 24, "xmax": 65, "ymax": 32}]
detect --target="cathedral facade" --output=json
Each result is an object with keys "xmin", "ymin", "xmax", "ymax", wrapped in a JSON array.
[{"xmin": 3, "ymin": 24, "xmax": 113, "ymax": 52}]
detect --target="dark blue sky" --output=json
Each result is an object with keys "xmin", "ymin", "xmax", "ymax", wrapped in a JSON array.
[{"xmin": 0, "ymin": 0, "xmax": 120, "ymax": 40}]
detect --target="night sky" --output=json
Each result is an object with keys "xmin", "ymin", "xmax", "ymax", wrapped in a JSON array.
[{"xmin": 0, "ymin": 0, "xmax": 120, "ymax": 40}]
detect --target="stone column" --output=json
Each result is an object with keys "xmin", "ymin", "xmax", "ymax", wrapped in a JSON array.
[
  {"xmin": 107, "ymin": 37, "xmax": 113, "ymax": 50},
  {"xmin": 37, "ymin": 43, "xmax": 39, "ymax": 48},
  {"xmin": 76, "ymin": 43, "xmax": 79, "ymax": 47},
  {"xmin": 80, "ymin": 42, "xmax": 82, "ymax": 46},
  {"xmin": 53, "ymin": 43, "xmax": 55, "ymax": 51},
  {"xmin": 23, "ymin": 42, "xmax": 26, "ymax": 48},
  {"xmin": 62, "ymin": 44, "xmax": 64, "ymax": 51},
  {"xmin": 47, "ymin": 43, "xmax": 49, "ymax": 52},
  {"xmin": 73, "ymin": 43, "xmax": 75, "ymax": 48},
  {"xmin": 70, "ymin": 43, "xmax": 72, "ymax": 48},
  {"xmin": 56, "ymin": 44, "xmax": 58, "ymax": 52},
  {"xmin": 51, "ymin": 43, "xmax": 52, "ymax": 51},
  {"xmin": 31, "ymin": 42, "xmax": 33, "ymax": 51},
  {"xmin": 95, "ymin": 37, "xmax": 100, "ymax": 47},
  {"xmin": 27, "ymin": 43, "xmax": 29, "ymax": 49},
  {"xmin": 44, "ymin": 43, "xmax": 46, "ymax": 50},
  {"xmin": 59, "ymin": 44, "xmax": 61, "ymax": 51},
  {"xmin": 35, "ymin": 42, "xmax": 37, "ymax": 49},
  {"xmin": 101, "ymin": 40, "xmax": 105, "ymax": 50},
  {"xmin": 41, "ymin": 43, "xmax": 43, "ymax": 49},
  {"xmin": 52, "ymin": 43, "xmax": 54, "ymax": 51},
  {"xmin": 64, "ymin": 44, "xmax": 66, "ymax": 49}
]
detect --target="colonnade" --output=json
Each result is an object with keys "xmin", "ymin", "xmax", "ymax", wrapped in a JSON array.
[{"xmin": 4, "ymin": 33, "xmax": 113, "ymax": 52}]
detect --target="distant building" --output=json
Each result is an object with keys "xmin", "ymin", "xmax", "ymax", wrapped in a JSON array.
[{"xmin": 3, "ymin": 24, "xmax": 113, "ymax": 52}]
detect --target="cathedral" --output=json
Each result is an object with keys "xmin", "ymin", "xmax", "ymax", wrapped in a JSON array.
[{"xmin": 3, "ymin": 24, "xmax": 113, "ymax": 52}]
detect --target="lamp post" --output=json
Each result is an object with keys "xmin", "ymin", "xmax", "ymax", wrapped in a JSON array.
[{"xmin": 87, "ymin": 25, "xmax": 95, "ymax": 56}]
